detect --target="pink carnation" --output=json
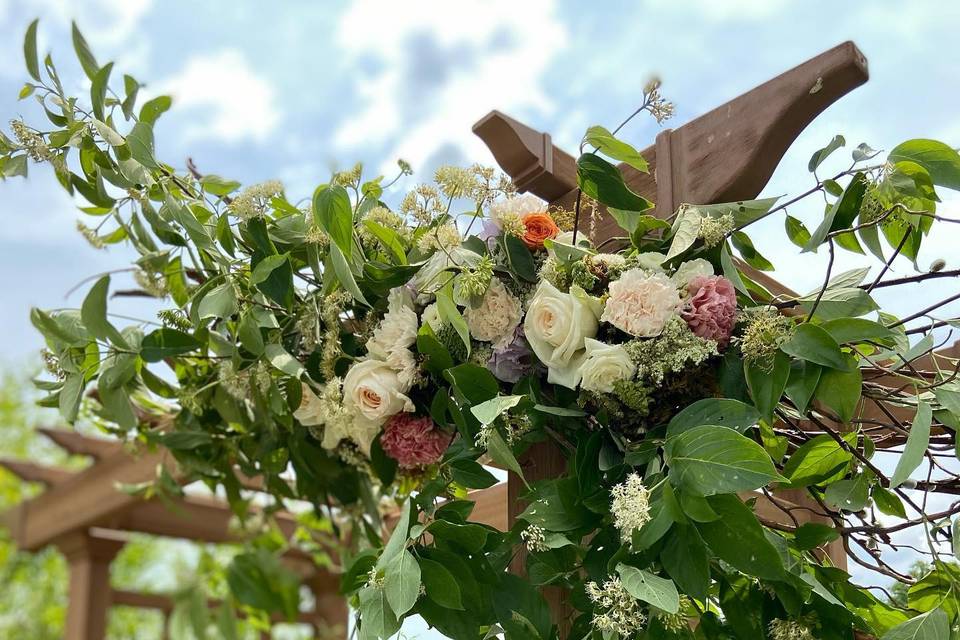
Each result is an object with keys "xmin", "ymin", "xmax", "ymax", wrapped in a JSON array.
[
  {"xmin": 380, "ymin": 414, "xmax": 451, "ymax": 468},
  {"xmin": 681, "ymin": 275, "xmax": 737, "ymax": 348}
]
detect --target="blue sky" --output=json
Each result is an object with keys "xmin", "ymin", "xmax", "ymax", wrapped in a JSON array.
[{"xmin": 1, "ymin": 0, "xmax": 959, "ymax": 627}]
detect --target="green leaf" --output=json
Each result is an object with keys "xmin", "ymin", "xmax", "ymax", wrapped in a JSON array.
[
  {"xmin": 785, "ymin": 360, "xmax": 822, "ymax": 414},
  {"xmin": 889, "ymin": 139, "xmax": 960, "ymax": 190},
  {"xmin": 363, "ymin": 219, "xmax": 407, "ymax": 264},
  {"xmin": 873, "ymin": 486, "xmax": 907, "ymax": 519},
  {"xmin": 780, "ymin": 323, "xmax": 849, "ymax": 370},
  {"xmin": 660, "ymin": 525, "xmax": 709, "ymax": 601},
  {"xmin": 200, "ymin": 174, "xmax": 241, "ymax": 196},
  {"xmin": 419, "ymin": 558, "xmax": 463, "ymax": 610},
  {"xmin": 437, "ymin": 282, "xmax": 470, "ymax": 358},
  {"xmin": 80, "ymin": 276, "xmax": 128, "ymax": 347},
  {"xmin": 730, "ymin": 230, "xmax": 773, "ymax": 271},
  {"xmin": 378, "ymin": 499, "xmax": 412, "ymax": 569},
  {"xmin": 226, "ymin": 550, "xmax": 300, "ymax": 621},
  {"xmin": 90, "ymin": 61, "xmax": 113, "ymax": 121},
  {"xmin": 803, "ymin": 173, "xmax": 868, "ymax": 251},
  {"xmin": 666, "ymin": 206, "xmax": 701, "ymax": 260},
  {"xmin": 666, "ymin": 398, "xmax": 760, "ymax": 437},
  {"xmin": 808, "ymin": 134, "xmax": 846, "ymax": 172},
  {"xmin": 664, "ymin": 425, "xmax": 780, "ymax": 497},
  {"xmin": 251, "ymin": 253, "xmax": 289, "ymax": 285},
  {"xmin": 799, "ymin": 287, "xmax": 878, "ymax": 321},
  {"xmin": 24, "ymin": 19, "xmax": 40, "ymax": 82},
  {"xmin": 824, "ymin": 473, "xmax": 870, "ymax": 511},
  {"xmin": 485, "ymin": 428, "xmax": 526, "ymax": 487},
  {"xmin": 197, "ymin": 281, "xmax": 237, "ymax": 320},
  {"xmin": 358, "ymin": 586, "xmax": 400, "ymax": 640},
  {"xmin": 821, "ymin": 318, "xmax": 895, "ymax": 344},
  {"xmin": 608, "ymin": 210, "xmax": 670, "ymax": 236},
  {"xmin": 616, "ymin": 564, "xmax": 679, "ymax": 614},
  {"xmin": 426, "ymin": 520, "xmax": 490, "ymax": 553},
  {"xmin": 576, "ymin": 152, "xmax": 653, "ymax": 212},
  {"xmin": 313, "ymin": 185, "xmax": 354, "ymax": 258},
  {"xmin": 449, "ymin": 459, "xmax": 498, "ymax": 489},
  {"xmin": 71, "ymin": 21, "xmax": 99, "ymax": 80},
  {"xmin": 815, "ymin": 362, "xmax": 862, "ymax": 423},
  {"xmin": 696, "ymin": 197, "xmax": 780, "ymax": 228},
  {"xmin": 785, "ymin": 214, "xmax": 812, "ymax": 248},
  {"xmin": 794, "ymin": 522, "xmax": 840, "ymax": 551},
  {"xmin": 139, "ymin": 95, "xmax": 172, "ymax": 125},
  {"xmin": 443, "ymin": 363, "xmax": 498, "ymax": 405},
  {"xmin": 781, "ymin": 433, "xmax": 854, "ymax": 487},
  {"xmin": 125, "ymin": 122, "xmax": 159, "ymax": 169},
  {"xmin": 383, "ymin": 550, "xmax": 421, "ymax": 617},
  {"xmin": 471, "ymin": 394, "xmax": 523, "ymax": 425},
  {"xmin": 264, "ymin": 344, "xmax": 304, "ymax": 379},
  {"xmin": 880, "ymin": 608, "xmax": 949, "ymax": 640},
  {"xmin": 696, "ymin": 494, "xmax": 784, "ymax": 580},
  {"xmin": 891, "ymin": 401, "xmax": 932, "ymax": 488},
  {"xmin": 328, "ymin": 243, "xmax": 369, "ymax": 306},
  {"xmin": 141, "ymin": 328, "xmax": 200, "ymax": 362},
  {"xmin": 59, "ymin": 372, "xmax": 84, "ymax": 422},
  {"xmin": 582, "ymin": 125, "xmax": 649, "ymax": 173},
  {"xmin": 504, "ymin": 234, "xmax": 537, "ymax": 282},
  {"xmin": 745, "ymin": 351, "xmax": 790, "ymax": 424}
]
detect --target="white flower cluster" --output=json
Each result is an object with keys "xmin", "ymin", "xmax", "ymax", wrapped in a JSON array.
[
  {"xmin": 768, "ymin": 619, "xmax": 815, "ymax": 640},
  {"xmin": 611, "ymin": 473, "xmax": 652, "ymax": 543},
  {"xmin": 586, "ymin": 577, "xmax": 647, "ymax": 636},
  {"xmin": 520, "ymin": 524, "xmax": 549, "ymax": 553}
]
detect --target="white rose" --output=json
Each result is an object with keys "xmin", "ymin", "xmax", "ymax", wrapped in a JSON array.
[
  {"xmin": 488, "ymin": 194, "xmax": 545, "ymax": 228},
  {"xmin": 524, "ymin": 281, "xmax": 601, "ymax": 388},
  {"xmin": 342, "ymin": 360, "xmax": 414, "ymax": 426},
  {"xmin": 672, "ymin": 258, "xmax": 714, "ymax": 289},
  {"xmin": 579, "ymin": 339, "xmax": 636, "ymax": 393},
  {"xmin": 367, "ymin": 287, "xmax": 418, "ymax": 359},
  {"xmin": 464, "ymin": 278, "xmax": 522, "ymax": 345},
  {"xmin": 602, "ymin": 268, "xmax": 681, "ymax": 337}
]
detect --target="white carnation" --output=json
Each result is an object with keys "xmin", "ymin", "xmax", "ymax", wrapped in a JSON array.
[
  {"xmin": 488, "ymin": 194, "xmax": 545, "ymax": 229},
  {"xmin": 464, "ymin": 278, "xmax": 522, "ymax": 345},
  {"xmin": 601, "ymin": 269, "xmax": 681, "ymax": 337},
  {"xmin": 367, "ymin": 287, "xmax": 418, "ymax": 360}
]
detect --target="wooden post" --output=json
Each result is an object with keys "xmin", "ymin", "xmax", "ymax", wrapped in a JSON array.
[
  {"xmin": 474, "ymin": 42, "xmax": 871, "ymax": 636},
  {"xmin": 308, "ymin": 568, "xmax": 350, "ymax": 639},
  {"xmin": 57, "ymin": 530, "xmax": 126, "ymax": 640}
]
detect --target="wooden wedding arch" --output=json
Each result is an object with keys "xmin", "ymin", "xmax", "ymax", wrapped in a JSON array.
[{"xmin": 1, "ymin": 40, "xmax": 956, "ymax": 640}]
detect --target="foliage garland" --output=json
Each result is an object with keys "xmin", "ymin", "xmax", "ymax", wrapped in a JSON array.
[{"xmin": 4, "ymin": 19, "xmax": 960, "ymax": 640}]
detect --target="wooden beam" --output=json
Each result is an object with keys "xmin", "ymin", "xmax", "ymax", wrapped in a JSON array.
[
  {"xmin": 37, "ymin": 427, "xmax": 122, "ymax": 459},
  {"xmin": 0, "ymin": 458, "xmax": 76, "ymax": 486},
  {"xmin": 110, "ymin": 588, "xmax": 328, "ymax": 626},
  {"xmin": 5, "ymin": 445, "xmax": 170, "ymax": 551},
  {"xmin": 474, "ymin": 41, "xmax": 869, "ymax": 245}
]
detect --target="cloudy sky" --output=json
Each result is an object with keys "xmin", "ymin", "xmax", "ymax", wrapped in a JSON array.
[{"xmin": 0, "ymin": 0, "xmax": 958, "ymax": 630}]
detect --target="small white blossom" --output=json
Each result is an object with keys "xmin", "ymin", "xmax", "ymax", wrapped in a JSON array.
[
  {"xmin": 611, "ymin": 473, "xmax": 652, "ymax": 543},
  {"xmin": 521, "ymin": 525, "xmax": 549, "ymax": 553},
  {"xmin": 586, "ymin": 577, "xmax": 647, "ymax": 636}
]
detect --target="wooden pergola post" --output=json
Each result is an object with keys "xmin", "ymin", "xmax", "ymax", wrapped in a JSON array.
[
  {"xmin": 474, "ymin": 41, "xmax": 870, "ymax": 631},
  {"xmin": 56, "ymin": 530, "xmax": 126, "ymax": 640}
]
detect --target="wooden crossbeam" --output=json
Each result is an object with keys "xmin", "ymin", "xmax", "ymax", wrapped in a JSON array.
[
  {"xmin": 0, "ymin": 458, "xmax": 76, "ymax": 486},
  {"xmin": 474, "ymin": 41, "xmax": 869, "ymax": 241},
  {"xmin": 37, "ymin": 427, "xmax": 123, "ymax": 459},
  {"xmin": 110, "ymin": 588, "xmax": 328, "ymax": 626}
]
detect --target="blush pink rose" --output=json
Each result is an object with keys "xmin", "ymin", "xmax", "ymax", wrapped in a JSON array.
[
  {"xmin": 681, "ymin": 275, "xmax": 737, "ymax": 348},
  {"xmin": 380, "ymin": 414, "xmax": 451, "ymax": 468}
]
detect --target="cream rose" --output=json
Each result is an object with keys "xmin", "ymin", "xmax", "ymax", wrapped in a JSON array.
[
  {"xmin": 367, "ymin": 287, "xmax": 418, "ymax": 360},
  {"xmin": 464, "ymin": 278, "xmax": 522, "ymax": 344},
  {"xmin": 672, "ymin": 258, "xmax": 714, "ymax": 290},
  {"xmin": 601, "ymin": 269, "xmax": 681, "ymax": 337},
  {"xmin": 342, "ymin": 359, "xmax": 414, "ymax": 425},
  {"xmin": 579, "ymin": 339, "xmax": 637, "ymax": 393},
  {"xmin": 524, "ymin": 281, "xmax": 601, "ymax": 388}
]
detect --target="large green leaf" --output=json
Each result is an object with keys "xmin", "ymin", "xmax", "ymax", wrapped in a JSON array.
[
  {"xmin": 890, "ymin": 401, "xmax": 932, "ymax": 488},
  {"xmin": 71, "ymin": 21, "xmax": 99, "ymax": 80},
  {"xmin": 780, "ymin": 323, "xmax": 849, "ymax": 370},
  {"xmin": 358, "ymin": 586, "xmax": 400, "ymax": 640},
  {"xmin": 781, "ymin": 433, "xmax": 854, "ymax": 487},
  {"xmin": 23, "ymin": 19, "xmax": 40, "ymax": 81},
  {"xmin": 666, "ymin": 399, "xmax": 761, "ymax": 437},
  {"xmin": 744, "ymin": 351, "xmax": 790, "ymax": 424},
  {"xmin": 880, "ymin": 608, "xmax": 949, "ymax": 640},
  {"xmin": 80, "ymin": 275, "xmax": 127, "ymax": 348},
  {"xmin": 582, "ymin": 125, "xmax": 649, "ymax": 173},
  {"xmin": 616, "ymin": 564, "xmax": 679, "ymax": 614},
  {"xmin": 378, "ymin": 499, "xmax": 412, "ymax": 569},
  {"xmin": 697, "ymin": 494, "xmax": 784, "ymax": 580},
  {"xmin": 808, "ymin": 134, "xmax": 846, "ymax": 172},
  {"xmin": 576, "ymin": 152, "xmax": 653, "ymax": 212},
  {"xmin": 660, "ymin": 525, "xmax": 709, "ymax": 601},
  {"xmin": 383, "ymin": 550, "xmax": 421, "ymax": 617},
  {"xmin": 815, "ymin": 361, "xmax": 862, "ymax": 423},
  {"xmin": 803, "ymin": 173, "xmax": 867, "ymax": 252},
  {"xmin": 889, "ymin": 139, "xmax": 960, "ymax": 190},
  {"xmin": 313, "ymin": 185, "xmax": 354, "ymax": 258},
  {"xmin": 419, "ymin": 558, "xmax": 463, "ymax": 610},
  {"xmin": 141, "ymin": 328, "xmax": 200, "ymax": 362},
  {"xmin": 664, "ymin": 425, "xmax": 780, "ymax": 496}
]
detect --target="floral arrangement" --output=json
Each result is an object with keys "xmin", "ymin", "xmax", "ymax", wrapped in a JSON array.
[{"xmin": 5, "ymin": 20, "xmax": 960, "ymax": 640}]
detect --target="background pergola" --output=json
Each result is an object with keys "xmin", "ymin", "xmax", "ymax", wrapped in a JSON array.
[{"xmin": 1, "ymin": 40, "xmax": 957, "ymax": 640}]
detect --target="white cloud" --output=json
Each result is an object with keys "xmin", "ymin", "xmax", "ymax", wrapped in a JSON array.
[
  {"xmin": 154, "ymin": 49, "xmax": 280, "ymax": 144},
  {"xmin": 334, "ymin": 0, "xmax": 566, "ymax": 172}
]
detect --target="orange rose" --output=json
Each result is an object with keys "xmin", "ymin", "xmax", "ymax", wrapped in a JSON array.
[{"xmin": 521, "ymin": 212, "xmax": 560, "ymax": 250}]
